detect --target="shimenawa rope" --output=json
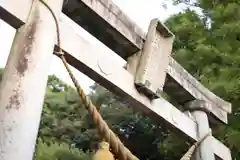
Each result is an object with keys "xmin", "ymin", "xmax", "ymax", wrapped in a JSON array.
[
  {"xmin": 39, "ymin": 0, "xmax": 138, "ymax": 160},
  {"xmin": 39, "ymin": 1, "xmax": 211, "ymax": 160}
]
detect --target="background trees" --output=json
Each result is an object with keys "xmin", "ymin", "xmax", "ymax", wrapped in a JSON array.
[
  {"xmin": 0, "ymin": 0, "xmax": 240, "ymax": 159},
  {"xmin": 166, "ymin": 0, "xmax": 240, "ymax": 158}
]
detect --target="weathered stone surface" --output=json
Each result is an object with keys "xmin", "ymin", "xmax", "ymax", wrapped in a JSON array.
[{"xmin": 63, "ymin": 0, "xmax": 231, "ymax": 124}]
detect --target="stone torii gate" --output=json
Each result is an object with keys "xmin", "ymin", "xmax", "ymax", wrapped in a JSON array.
[{"xmin": 0, "ymin": 0, "xmax": 232, "ymax": 159}]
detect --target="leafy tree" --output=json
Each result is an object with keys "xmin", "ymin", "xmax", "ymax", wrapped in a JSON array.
[
  {"xmin": 39, "ymin": 75, "xmax": 100, "ymax": 151},
  {"xmin": 35, "ymin": 139, "xmax": 92, "ymax": 160},
  {"xmin": 88, "ymin": 84, "xmax": 177, "ymax": 159},
  {"xmin": 0, "ymin": 68, "xmax": 4, "ymax": 82},
  {"xmin": 165, "ymin": 0, "xmax": 240, "ymax": 159},
  {"xmin": 37, "ymin": 75, "xmax": 96, "ymax": 158},
  {"xmin": 1, "ymin": 1, "xmax": 240, "ymax": 159}
]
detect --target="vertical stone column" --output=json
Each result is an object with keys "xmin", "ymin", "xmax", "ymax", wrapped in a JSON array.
[
  {"xmin": 186, "ymin": 100, "xmax": 215, "ymax": 160},
  {"xmin": 0, "ymin": 0, "xmax": 63, "ymax": 159}
]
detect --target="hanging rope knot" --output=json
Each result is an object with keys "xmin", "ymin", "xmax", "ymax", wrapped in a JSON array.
[{"xmin": 180, "ymin": 129, "xmax": 212, "ymax": 160}]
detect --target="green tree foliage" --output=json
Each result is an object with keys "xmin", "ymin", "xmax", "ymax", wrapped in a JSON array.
[
  {"xmin": 41, "ymin": 75, "xmax": 176, "ymax": 159},
  {"xmin": 35, "ymin": 139, "xmax": 92, "ymax": 160},
  {"xmin": 39, "ymin": 75, "xmax": 100, "ymax": 151},
  {"xmin": 0, "ymin": 68, "xmax": 4, "ymax": 82},
  {"xmin": 88, "ymin": 84, "xmax": 169, "ymax": 159},
  {"xmin": 37, "ymin": 75, "xmax": 96, "ymax": 159},
  {"xmin": 0, "ymin": 1, "xmax": 240, "ymax": 159},
  {"xmin": 38, "ymin": 75, "xmax": 171, "ymax": 159},
  {"xmin": 165, "ymin": 0, "xmax": 240, "ymax": 158},
  {"xmin": 88, "ymin": 84, "xmax": 191, "ymax": 159}
]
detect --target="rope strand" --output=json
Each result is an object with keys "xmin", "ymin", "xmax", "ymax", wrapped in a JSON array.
[
  {"xmin": 39, "ymin": 0, "xmax": 138, "ymax": 159},
  {"xmin": 180, "ymin": 129, "xmax": 212, "ymax": 160},
  {"xmin": 39, "ymin": 1, "xmax": 211, "ymax": 160}
]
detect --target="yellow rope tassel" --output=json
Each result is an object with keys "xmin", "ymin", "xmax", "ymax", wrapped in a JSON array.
[
  {"xmin": 180, "ymin": 130, "xmax": 211, "ymax": 160},
  {"xmin": 93, "ymin": 141, "xmax": 115, "ymax": 160}
]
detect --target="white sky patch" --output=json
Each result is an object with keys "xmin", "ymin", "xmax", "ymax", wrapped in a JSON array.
[{"xmin": 0, "ymin": 0, "xmax": 183, "ymax": 93}]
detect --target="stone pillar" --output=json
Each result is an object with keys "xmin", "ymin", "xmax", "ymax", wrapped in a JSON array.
[
  {"xmin": 0, "ymin": 0, "xmax": 63, "ymax": 159},
  {"xmin": 186, "ymin": 100, "xmax": 215, "ymax": 160}
]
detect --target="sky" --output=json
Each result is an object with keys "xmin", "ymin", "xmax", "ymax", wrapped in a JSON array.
[{"xmin": 0, "ymin": 0, "xmax": 184, "ymax": 93}]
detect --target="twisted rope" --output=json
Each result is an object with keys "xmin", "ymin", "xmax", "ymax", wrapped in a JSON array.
[
  {"xmin": 39, "ymin": 0, "xmax": 138, "ymax": 160},
  {"xmin": 180, "ymin": 129, "xmax": 212, "ymax": 160},
  {"xmin": 39, "ymin": 1, "xmax": 211, "ymax": 160}
]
